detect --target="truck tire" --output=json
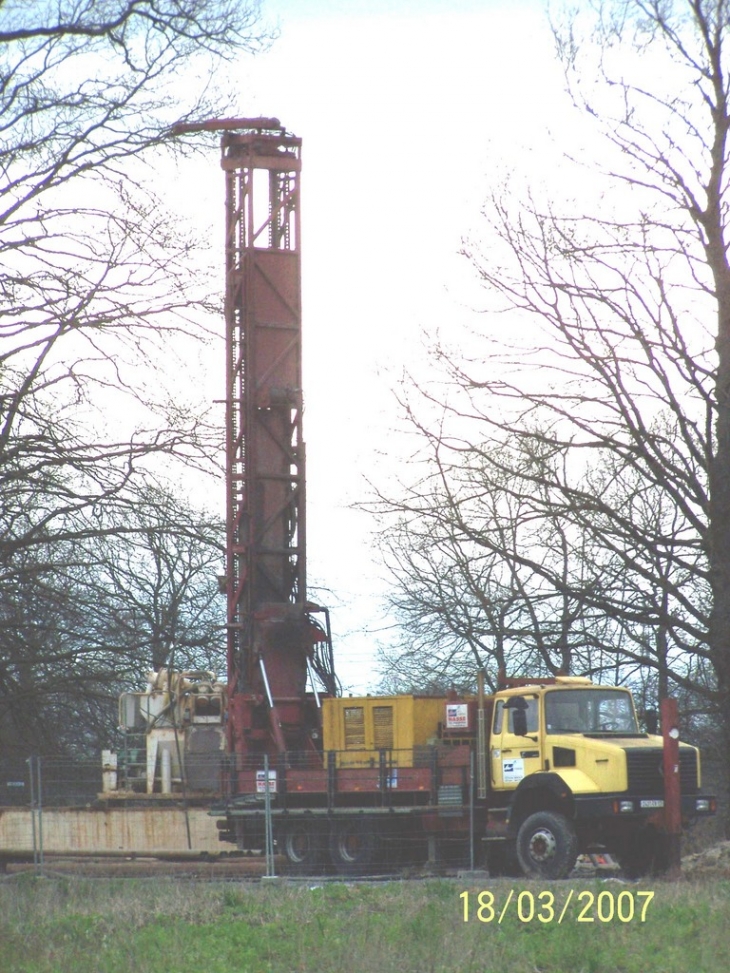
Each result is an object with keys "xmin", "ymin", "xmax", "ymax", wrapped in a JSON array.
[
  {"xmin": 280, "ymin": 820, "xmax": 325, "ymax": 875},
  {"xmin": 516, "ymin": 811, "xmax": 578, "ymax": 879},
  {"xmin": 328, "ymin": 817, "xmax": 381, "ymax": 875}
]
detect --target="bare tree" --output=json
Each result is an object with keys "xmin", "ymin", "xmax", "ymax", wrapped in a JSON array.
[
  {"xmin": 0, "ymin": 1, "xmax": 269, "ymax": 753},
  {"xmin": 372, "ymin": 1, "xmax": 730, "ymax": 817},
  {"xmin": 0, "ymin": 0, "xmax": 269, "ymax": 563},
  {"xmin": 372, "ymin": 424, "xmax": 657, "ymax": 691},
  {"xmin": 89, "ymin": 487, "xmax": 225, "ymax": 675},
  {"xmin": 0, "ymin": 486, "xmax": 225, "ymax": 756}
]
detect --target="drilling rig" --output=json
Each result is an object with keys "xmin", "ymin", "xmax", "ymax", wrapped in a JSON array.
[{"xmin": 216, "ymin": 118, "xmax": 337, "ymax": 767}]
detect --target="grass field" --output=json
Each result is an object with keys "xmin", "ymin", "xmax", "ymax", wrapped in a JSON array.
[{"xmin": 0, "ymin": 872, "xmax": 727, "ymax": 973}]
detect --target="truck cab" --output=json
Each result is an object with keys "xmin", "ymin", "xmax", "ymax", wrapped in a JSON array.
[
  {"xmin": 491, "ymin": 677, "xmax": 637, "ymax": 792},
  {"xmin": 487, "ymin": 677, "xmax": 716, "ymax": 878}
]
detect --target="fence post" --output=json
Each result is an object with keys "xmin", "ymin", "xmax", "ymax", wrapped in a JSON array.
[
  {"xmin": 469, "ymin": 749, "xmax": 475, "ymax": 871},
  {"xmin": 37, "ymin": 756, "xmax": 44, "ymax": 876},
  {"xmin": 264, "ymin": 754, "xmax": 275, "ymax": 878},
  {"xmin": 26, "ymin": 756, "xmax": 44, "ymax": 876},
  {"xmin": 27, "ymin": 757, "xmax": 37, "ymax": 873}
]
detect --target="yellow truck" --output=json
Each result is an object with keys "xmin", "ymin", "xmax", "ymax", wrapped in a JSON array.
[{"xmin": 214, "ymin": 674, "xmax": 716, "ymax": 877}]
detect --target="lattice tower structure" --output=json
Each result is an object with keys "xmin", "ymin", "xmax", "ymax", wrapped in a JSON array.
[{"xmin": 220, "ymin": 120, "xmax": 336, "ymax": 762}]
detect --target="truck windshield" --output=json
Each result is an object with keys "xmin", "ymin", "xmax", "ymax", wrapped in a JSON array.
[{"xmin": 544, "ymin": 689, "xmax": 638, "ymax": 734}]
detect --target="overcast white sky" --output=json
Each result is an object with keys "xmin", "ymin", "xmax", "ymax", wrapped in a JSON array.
[{"xmin": 178, "ymin": 0, "xmax": 572, "ymax": 692}]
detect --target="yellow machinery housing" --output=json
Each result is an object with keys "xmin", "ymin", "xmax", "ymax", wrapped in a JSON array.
[{"xmin": 322, "ymin": 695, "xmax": 447, "ymax": 768}]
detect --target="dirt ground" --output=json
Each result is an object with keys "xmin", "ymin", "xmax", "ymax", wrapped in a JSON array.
[
  {"xmin": 4, "ymin": 838, "xmax": 730, "ymax": 881},
  {"xmin": 1, "ymin": 854, "xmax": 271, "ymax": 879},
  {"xmin": 681, "ymin": 840, "xmax": 730, "ymax": 879}
]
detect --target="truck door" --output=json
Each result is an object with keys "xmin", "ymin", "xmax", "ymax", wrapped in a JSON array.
[{"xmin": 490, "ymin": 694, "xmax": 542, "ymax": 791}]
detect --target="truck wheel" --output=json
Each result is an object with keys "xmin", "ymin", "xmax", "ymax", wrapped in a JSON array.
[
  {"xmin": 516, "ymin": 811, "xmax": 578, "ymax": 879},
  {"xmin": 280, "ymin": 821, "xmax": 325, "ymax": 875},
  {"xmin": 328, "ymin": 817, "xmax": 381, "ymax": 875}
]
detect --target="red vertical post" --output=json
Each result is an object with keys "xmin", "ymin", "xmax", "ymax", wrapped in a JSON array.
[{"xmin": 660, "ymin": 697, "xmax": 682, "ymax": 877}]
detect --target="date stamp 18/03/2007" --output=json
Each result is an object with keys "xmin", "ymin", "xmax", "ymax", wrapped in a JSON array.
[{"xmin": 460, "ymin": 889, "xmax": 655, "ymax": 925}]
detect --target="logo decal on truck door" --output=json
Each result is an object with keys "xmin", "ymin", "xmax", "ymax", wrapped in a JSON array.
[{"xmin": 502, "ymin": 758, "xmax": 525, "ymax": 783}]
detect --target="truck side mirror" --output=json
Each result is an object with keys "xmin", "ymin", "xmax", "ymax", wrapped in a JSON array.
[
  {"xmin": 506, "ymin": 696, "xmax": 530, "ymax": 737},
  {"xmin": 644, "ymin": 709, "xmax": 658, "ymax": 734},
  {"xmin": 513, "ymin": 708, "xmax": 528, "ymax": 738}
]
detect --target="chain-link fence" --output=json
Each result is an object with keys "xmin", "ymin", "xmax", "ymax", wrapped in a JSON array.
[
  {"xmin": 218, "ymin": 747, "xmax": 482, "ymax": 878},
  {"xmin": 2, "ymin": 743, "xmax": 722, "ymax": 879},
  {"xmin": 0, "ymin": 748, "xmax": 482, "ymax": 878},
  {"xmin": 0, "ymin": 754, "xmax": 230, "ymax": 874},
  {"xmin": 0, "ymin": 756, "xmax": 60, "ymax": 873}
]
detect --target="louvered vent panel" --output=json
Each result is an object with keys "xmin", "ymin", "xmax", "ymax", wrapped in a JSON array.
[
  {"xmin": 373, "ymin": 706, "xmax": 394, "ymax": 749},
  {"xmin": 344, "ymin": 707, "xmax": 365, "ymax": 748}
]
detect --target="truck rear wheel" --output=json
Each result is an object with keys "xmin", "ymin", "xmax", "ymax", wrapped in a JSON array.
[
  {"xmin": 516, "ymin": 811, "xmax": 578, "ymax": 879},
  {"xmin": 280, "ymin": 821, "xmax": 325, "ymax": 875},
  {"xmin": 328, "ymin": 817, "xmax": 381, "ymax": 875}
]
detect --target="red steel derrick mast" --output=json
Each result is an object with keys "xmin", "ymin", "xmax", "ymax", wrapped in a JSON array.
[{"xmin": 217, "ymin": 118, "xmax": 336, "ymax": 763}]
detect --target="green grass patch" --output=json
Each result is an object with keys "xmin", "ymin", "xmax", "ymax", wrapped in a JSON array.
[{"xmin": 0, "ymin": 873, "xmax": 727, "ymax": 973}]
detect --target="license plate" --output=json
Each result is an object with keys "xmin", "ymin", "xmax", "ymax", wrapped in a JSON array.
[{"xmin": 640, "ymin": 799, "xmax": 664, "ymax": 809}]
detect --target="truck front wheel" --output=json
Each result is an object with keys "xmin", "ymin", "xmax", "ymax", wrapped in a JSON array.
[{"xmin": 516, "ymin": 811, "xmax": 578, "ymax": 879}]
